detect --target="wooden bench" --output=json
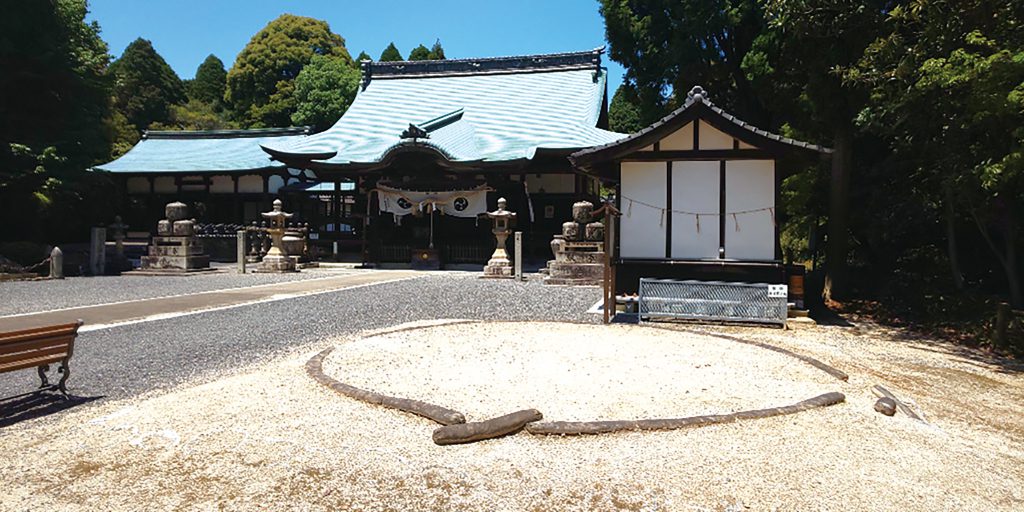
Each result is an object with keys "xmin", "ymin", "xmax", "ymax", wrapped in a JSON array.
[{"xmin": 0, "ymin": 320, "xmax": 83, "ymax": 398}]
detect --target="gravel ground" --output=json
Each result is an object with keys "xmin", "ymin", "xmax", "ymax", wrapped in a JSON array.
[
  {"xmin": 0, "ymin": 273, "xmax": 601, "ymax": 401},
  {"xmin": 323, "ymin": 321, "xmax": 839, "ymax": 421},
  {"xmin": 0, "ymin": 265, "xmax": 341, "ymax": 316},
  {"xmin": 0, "ymin": 319, "xmax": 1021, "ymax": 511}
]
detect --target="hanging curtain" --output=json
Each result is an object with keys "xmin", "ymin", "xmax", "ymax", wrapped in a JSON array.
[{"xmin": 376, "ymin": 184, "xmax": 489, "ymax": 218}]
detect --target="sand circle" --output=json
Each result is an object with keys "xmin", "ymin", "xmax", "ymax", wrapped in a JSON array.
[{"xmin": 322, "ymin": 321, "xmax": 840, "ymax": 422}]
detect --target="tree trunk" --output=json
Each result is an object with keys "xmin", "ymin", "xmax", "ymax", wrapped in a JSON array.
[
  {"xmin": 1002, "ymin": 205, "xmax": 1022, "ymax": 308},
  {"xmin": 824, "ymin": 123, "xmax": 854, "ymax": 302},
  {"xmin": 943, "ymin": 182, "xmax": 965, "ymax": 291}
]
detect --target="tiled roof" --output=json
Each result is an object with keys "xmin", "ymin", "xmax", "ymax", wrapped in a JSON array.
[
  {"xmin": 262, "ymin": 48, "xmax": 625, "ymax": 167},
  {"xmin": 94, "ymin": 127, "xmax": 310, "ymax": 174},
  {"xmin": 570, "ymin": 85, "xmax": 832, "ymax": 168}
]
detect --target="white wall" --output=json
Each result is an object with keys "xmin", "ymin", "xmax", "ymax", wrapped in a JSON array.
[
  {"xmin": 620, "ymin": 162, "xmax": 667, "ymax": 258},
  {"xmin": 724, "ymin": 160, "xmax": 775, "ymax": 260},
  {"xmin": 660, "ymin": 122, "xmax": 694, "ymax": 150},
  {"xmin": 126, "ymin": 177, "xmax": 149, "ymax": 193},
  {"xmin": 153, "ymin": 176, "xmax": 176, "ymax": 194},
  {"xmin": 237, "ymin": 175, "xmax": 263, "ymax": 193},
  {"xmin": 700, "ymin": 122, "xmax": 735, "ymax": 150},
  {"xmin": 671, "ymin": 161, "xmax": 721, "ymax": 259},
  {"xmin": 209, "ymin": 175, "xmax": 234, "ymax": 194}
]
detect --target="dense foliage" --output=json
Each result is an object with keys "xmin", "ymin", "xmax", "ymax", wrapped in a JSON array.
[
  {"xmin": 601, "ymin": 0, "xmax": 1024, "ymax": 321},
  {"xmin": 408, "ymin": 44, "xmax": 431, "ymax": 61},
  {"xmin": 225, "ymin": 14, "xmax": 352, "ymax": 128},
  {"xmin": 0, "ymin": 0, "xmax": 116, "ymax": 243},
  {"xmin": 379, "ymin": 42, "xmax": 403, "ymax": 62},
  {"xmin": 108, "ymin": 38, "xmax": 187, "ymax": 133},
  {"xmin": 189, "ymin": 54, "xmax": 227, "ymax": 106},
  {"xmin": 291, "ymin": 55, "xmax": 360, "ymax": 131}
]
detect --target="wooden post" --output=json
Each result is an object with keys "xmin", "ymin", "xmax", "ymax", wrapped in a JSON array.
[{"xmin": 995, "ymin": 302, "xmax": 1010, "ymax": 348}]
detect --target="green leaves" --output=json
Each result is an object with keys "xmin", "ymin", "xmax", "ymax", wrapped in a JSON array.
[
  {"xmin": 108, "ymin": 38, "xmax": 187, "ymax": 132},
  {"xmin": 291, "ymin": 55, "xmax": 360, "ymax": 131},
  {"xmin": 225, "ymin": 14, "xmax": 351, "ymax": 128}
]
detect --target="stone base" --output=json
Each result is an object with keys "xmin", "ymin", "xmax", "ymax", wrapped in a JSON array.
[
  {"xmin": 481, "ymin": 263, "xmax": 514, "ymax": 279},
  {"xmin": 543, "ymin": 261, "xmax": 604, "ymax": 286},
  {"xmin": 128, "ymin": 267, "xmax": 220, "ymax": 276},
  {"xmin": 140, "ymin": 253, "xmax": 210, "ymax": 271},
  {"xmin": 255, "ymin": 254, "xmax": 297, "ymax": 273}
]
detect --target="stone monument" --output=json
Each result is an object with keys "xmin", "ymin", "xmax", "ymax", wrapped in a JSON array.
[
  {"xmin": 140, "ymin": 201, "xmax": 212, "ymax": 273},
  {"xmin": 255, "ymin": 199, "xmax": 297, "ymax": 273},
  {"xmin": 482, "ymin": 198, "xmax": 516, "ymax": 278},
  {"xmin": 543, "ymin": 200, "xmax": 606, "ymax": 285}
]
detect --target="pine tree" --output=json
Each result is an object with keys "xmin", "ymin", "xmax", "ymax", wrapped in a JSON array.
[
  {"xmin": 190, "ymin": 54, "xmax": 227, "ymax": 106},
  {"xmin": 379, "ymin": 42, "xmax": 403, "ymax": 62},
  {"xmin": 108, "ymin": 38, "xmax": 186, "ymax": 132},
  {"xmin": 428, "ymin": 39, "xmax": 446, "ymax": 60},
  {"xmin": 408, "ymin": 44, "xmax": 431, "ymax": 61}
]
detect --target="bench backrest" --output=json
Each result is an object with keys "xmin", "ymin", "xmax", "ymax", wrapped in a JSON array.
[{"xmin": 0, "ymin": 320, "xmax": 84, "ymax": 373}]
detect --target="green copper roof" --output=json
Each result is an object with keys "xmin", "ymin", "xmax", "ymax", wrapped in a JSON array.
[
  {"xmin": 262, "ymin": 48, "xmax": 625, "ymax": 167},
  {"xmin": 94, "ymin": 127, "xmax": 310, "ymax": 174}
]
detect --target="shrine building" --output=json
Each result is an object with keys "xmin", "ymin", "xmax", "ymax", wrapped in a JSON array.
[{"xmin": 95, "ymin": 48, "xmax": 622, "ymax": 266}]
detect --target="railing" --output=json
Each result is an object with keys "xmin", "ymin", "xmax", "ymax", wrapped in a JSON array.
[
  {"xmin": 444, "ymin": 243, "xmax": 490, "ymax": 264},
  {"xmin": 638, "ymin": 278, "xmax": 788, "ymax": 326}
]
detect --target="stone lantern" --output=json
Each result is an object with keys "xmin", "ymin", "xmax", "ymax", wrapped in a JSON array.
[
  {"xmin": 256, "ymin": 199, "xmax": 297, "ymax": 272},
  {"xmin": 482, "ymin": 197, "xmax": 516, "ymax": 278}
]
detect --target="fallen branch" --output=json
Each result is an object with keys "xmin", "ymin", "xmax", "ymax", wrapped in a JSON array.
[
  {"xmin": 433, "ymin": 409, "xmax": 543, "ymax": 445},
  {"xmin": 526, "ymin": 392, "xmax": 845, "ymax": 436},
  {"xmin": 871, "ymin": 385, "xmax": 923, "ymax": 421},
  {"xmin": 306, "ymin": 346, "xmax": 466, "ymax": 426}
]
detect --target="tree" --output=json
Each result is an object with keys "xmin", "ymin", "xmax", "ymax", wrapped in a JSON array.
[
  {"xmin": 226, "ymin": 14, "xmax": 351, "ymax": 128},
  {"xmin": 758, "ymin": 1, "xmax": 898, "ymax": 300},
  {"xmin": 190, "ymin": 54, "xmax": 227, "ymax": 106},
  {"xmin": 599, "ymin": 0, "xmax": 770, "ymax": 126},
  {"xmin": 408, "ymin": 44, "xmax": 431, "ymax": 61},
  {"xmin": 854, "ymin": 0, "xmax": 1024, "ymax": 307},
  {"xmin": 379, "ymin": 42, "xmax": 403, "ymax": 62},
  {"xmin": 291, "ymin": 55, "xmax": 360, "ymax": 131},
  {"xmin": 0, "ymin": 0, "xmax": 117, "ymax": 242},
  {"xmin": 0, "ymin": 0, "xmax": 112, "ymax": 169},
  {"xmin": 108, "ymin": 38, "xmax": 187, "ymax": 132},
  {"xmin": 149, "ymin": 99, "xmax": 237, "ymax": 131},
  {"xmin": 608, "ymin": 84, "xmax": 644, "ymax": 133},
  {"xmin": 428, "ymin": 39, "xmax": 446, "ymax": 60},
  {"xmin": 356, "ymin": 51, "xmax": 371, "ymax": 62}
]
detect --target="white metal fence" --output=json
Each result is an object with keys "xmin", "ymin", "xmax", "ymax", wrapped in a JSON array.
[{"xmin": 638, "ymin": 278, "xmax": 788, "ymax": 326}]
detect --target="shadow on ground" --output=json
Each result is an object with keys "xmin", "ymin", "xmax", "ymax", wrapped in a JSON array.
[{"xmin": 0, "ymin": 392, "xmax": 103, "ymax": 428}]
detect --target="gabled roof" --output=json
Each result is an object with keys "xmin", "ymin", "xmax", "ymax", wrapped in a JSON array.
[
  {"xmin": 261, "ymin": 48, "xmax": 625, "ymax": 169},
  {"xmin": 94, "ymin": 127, "xmax": 310, "ymax": 174},
  {"xmin": 570, "ymin": 86, "xmax": 832, "ymax": 169}
]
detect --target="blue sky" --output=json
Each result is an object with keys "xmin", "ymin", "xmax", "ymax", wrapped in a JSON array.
[{"xmin": 87, "ymin": 0, "xmax": 626, "ymax": 93}]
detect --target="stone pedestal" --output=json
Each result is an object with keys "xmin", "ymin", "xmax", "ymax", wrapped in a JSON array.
[
  {"xmin": 139, "ymin": 202, "xmax": 213, "ymax": 274},
  {"xmin": 543, "ymin": 200, "xmax": 606, "ymax": 286}
]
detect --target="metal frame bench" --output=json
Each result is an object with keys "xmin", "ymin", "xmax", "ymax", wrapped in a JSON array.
[{"xmin": 0, "ymin": 320, "xmax": 83, "ymax": 398}]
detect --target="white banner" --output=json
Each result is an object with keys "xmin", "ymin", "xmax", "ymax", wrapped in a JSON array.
[{"xmin": 377, "ymin": 185, "xmax": 489, "ymax": 218}]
